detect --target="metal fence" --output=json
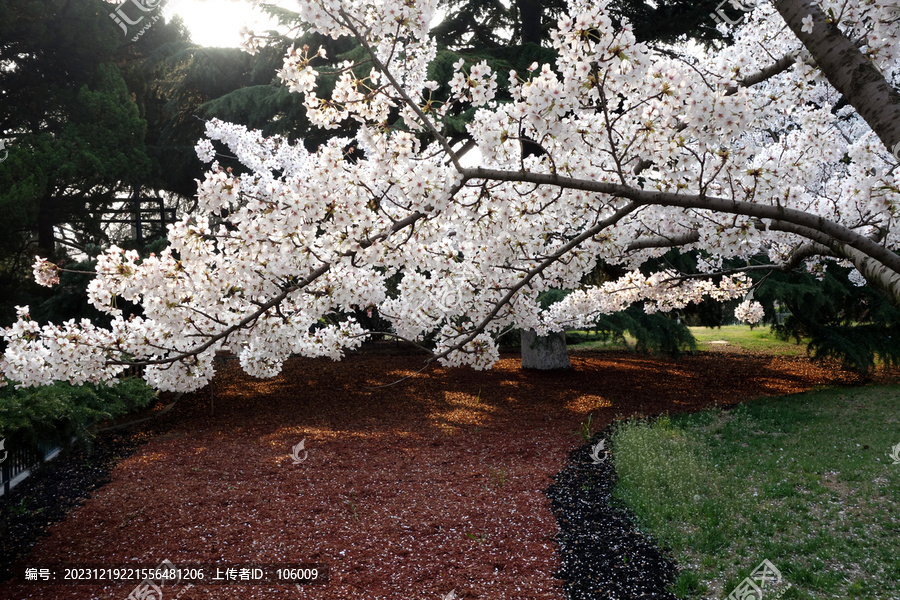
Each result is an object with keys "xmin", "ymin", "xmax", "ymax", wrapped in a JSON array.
[{"xmin": 0, "ymin": 437, "xmax": 66, "ymax": 497}]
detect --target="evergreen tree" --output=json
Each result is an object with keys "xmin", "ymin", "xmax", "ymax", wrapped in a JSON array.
[
  {"xmin": 432, "ymin": 0, "xmax": 732, "ymax": 50},
  {"xmin": 0, "ymin": 0, "xmax": 154, "ymax": 326},
  {"xmin": 756, "ymin": 267, "xmax": 900, "ymax": 373},
  {"xmin": 0, "ymin": 0, "xmax": 151, "ymax": 257}
]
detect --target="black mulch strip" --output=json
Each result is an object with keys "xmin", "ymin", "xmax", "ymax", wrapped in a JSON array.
[{"xmin": 546, "ymin": 426, "xmax": 680, "ymax": 600}]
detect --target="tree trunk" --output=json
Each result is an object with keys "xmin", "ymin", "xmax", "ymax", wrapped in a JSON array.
[
  {"xmin": 37, "ymin": 197, "xmax": 57, "ymax": 259},
  {"xmin": 516, "ymin": 0, "xmax": 543, "ymax": 45},
  {"xmin": 521, "ymin": 328, "xmax": 571, "ymax": 370},
  {"xmin": 773, "ymin": 0, "xmax": 900, "ymax": 152}
]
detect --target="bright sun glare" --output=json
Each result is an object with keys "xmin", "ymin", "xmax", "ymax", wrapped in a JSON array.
[{"xmin": 163, "ymin": 0, "xmax": 274, "ymax": 48}]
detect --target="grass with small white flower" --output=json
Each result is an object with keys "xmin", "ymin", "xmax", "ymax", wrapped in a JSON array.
[{"xmin": 609, "ymin": 385, "xmax": 900, "ymax": 599}]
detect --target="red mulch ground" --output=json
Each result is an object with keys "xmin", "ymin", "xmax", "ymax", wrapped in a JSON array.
[{"xmin": 1, "ymin": 350, "xmax": 889, "ymax": 600}]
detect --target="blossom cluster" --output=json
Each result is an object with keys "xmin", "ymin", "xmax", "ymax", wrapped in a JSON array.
[
  {"xmin": 2, "ymin": 0, "xmax": 898, "ymax": 390},
  {"xmin": 734, "ymin": 300, "xmax": 766, "ymax": 324},
  {"xmin": 541, "ymin": 271, "xmax": 757, "ymax": 331},
  {"xmin": 449, "ymin": 59, "xmax": 497, "ymax": 107},
  {"xmin": 32, "ymin": 257, "xmax": 59, "ymax": 287}
]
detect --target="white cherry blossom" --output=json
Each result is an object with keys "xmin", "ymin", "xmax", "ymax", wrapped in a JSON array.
[{"xmin": 3, "ymin": 0, "xmax": 899, "ymax": 390}]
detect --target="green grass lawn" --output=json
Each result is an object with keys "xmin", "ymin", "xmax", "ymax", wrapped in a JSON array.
[
  {"xmin": 688, "ymin": 325, "xmax": 808, "ymax": 356},
  {"xmin": 608, "ymin": 385, "xmax": 900, "ymax": 599},
  {"xmin": 567, "ymin": 325, "xmax": 808, "ymax": 356}
]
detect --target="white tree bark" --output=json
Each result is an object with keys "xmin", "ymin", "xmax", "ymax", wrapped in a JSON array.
[{"xmin": 773, "ymin": 0, "xmax": 900, "ymax": 152}]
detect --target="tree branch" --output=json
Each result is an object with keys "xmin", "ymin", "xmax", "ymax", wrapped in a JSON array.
[
  {"xmin": 626, "ymin": 231, "xmax": 701, "ymax": 252},
  {"xmin": 107, "ymin": 208, "xmax": 435, "ymax": 368},
  {"xmin": 338, "ymin": 8, "xmax": 465, "ymax": 172},
  {"xmin": 773, "ymin": 0, "xmax": 900, "ymax": 152},
  {"xmin": 425, "ymin": 201, "xmax": 641, "ymax": 365},
  {"xmin": 726, "ymin": 49, "xmax": 809, "ymax": 95},
  {"xmin": 459, "ymin": 166, "xmax": 900, "ymax": 279},
  {"xmin": 770, "ymin": 219, "xmax": 900, "ymax": 299}
]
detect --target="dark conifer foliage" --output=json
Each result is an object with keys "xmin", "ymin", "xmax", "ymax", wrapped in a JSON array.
[
  {"xmin": 0, "ymin": 0, "xmax": 151, "ymax": 257},
  {"xmin": 755, "ymin": 268, "xmax": 900, "ymax": 374},
  {"xmin": 431, "ymin": 0, "xmax": 731, "ymax": 50},
  {"xmin": 0, "ymin": 0, "xmax": 154, "ymax": 325}
]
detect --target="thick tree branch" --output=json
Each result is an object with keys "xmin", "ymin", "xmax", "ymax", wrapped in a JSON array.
[
  {"xmin": 726, "ymin": 49, "xmax": 809, "ymax": 94},
  {"xmin": 626, "ymin": 231, "xmax": 701, "ymax": 251},
  {"xmin": 460, "ymin": 166, "xmax": 900, "ymax": 280},
  {"xmin": 773, "ymin": 0, "xmax": 900, "ymax": 151},
  {"xmin": 770, "ymin": 220, "xmax": 900, "ymax": 299}
]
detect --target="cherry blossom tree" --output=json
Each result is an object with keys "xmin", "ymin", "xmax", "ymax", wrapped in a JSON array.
[{"xmin": 2, "ymin": 0, "xmax": 899, "ymax": 391}]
